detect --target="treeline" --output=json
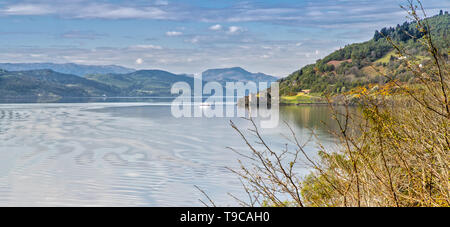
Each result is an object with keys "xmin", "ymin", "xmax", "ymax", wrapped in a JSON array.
[{"xmin": 374, "ymin": 21, "xmax": 424, "ymax": 42}]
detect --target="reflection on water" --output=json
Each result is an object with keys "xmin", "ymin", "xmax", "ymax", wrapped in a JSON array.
[
  {"xmin": 280, "ymin": 105, "xmax": 343, "ymax": 135},
  {"xmin": 0, "ymin": 103, "xmax": 338, "ymax": 206}
]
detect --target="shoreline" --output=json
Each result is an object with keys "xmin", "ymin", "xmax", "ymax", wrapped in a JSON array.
[{"xmin": 280, "ymin": 102, "xmax": 329, "ymax": 106}]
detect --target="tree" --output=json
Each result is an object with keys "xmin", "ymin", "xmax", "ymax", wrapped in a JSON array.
[
  {"xmin": 227, "ymin": 0, "xmax": 449, "ymax": 207},
  {"xmin": 374, "ymin": 30, "xmax": 382, "ymax": 41}
]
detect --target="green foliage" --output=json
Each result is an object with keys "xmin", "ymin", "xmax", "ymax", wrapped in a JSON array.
[
  {"xmin": 232, "ymin": 2, "xmax": 450, "ymax": 207},
  {"xmin": 0, "ymin": 68, "xmax": 202, "ymax": 101},
  {"xmin": 0, "ymin": 69, "xmax": 120, "ymax": 100},
  {"xmin": 87, "ymin": 70, "xmax": 196, "ymax": 97},
  {"xmin": 0, "ymin": 69, "xmax": 199, "ymax": 101},
  {"xmin": 279, "ymin": 13, "xmax": 449, "ymax": 97},
  {"xmin": 280, "ymin": 92, "xmax": 324, "ymax": 104}
]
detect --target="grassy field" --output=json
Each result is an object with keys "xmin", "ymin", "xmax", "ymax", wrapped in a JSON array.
[
  {"xmin": 280, "ymin": 92, "xmax": 324, "ymax": 104},
  {"xmin": 375, "ymin": 50, "xmax": 397, "ymax": 64},
  {"xmin": 375, "ymin": 50, "xmax": 429, "ymax": 64}
]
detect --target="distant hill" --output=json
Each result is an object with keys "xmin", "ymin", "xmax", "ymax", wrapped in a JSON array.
[
  {"xmin": 0, "ymin": 63, "xmax": 135, "ymax": 77},
  {"xmin": 279, "ymin": 13, "xmax": 449, "ymax": 97},
  {"xmin": 0, "ymin": 69, "xmax": 121, "ymax": 101},
  {"xmin": 201, "ymin": 67, "xmax": 277, "ymax": 85},
  {"xmin": 0, "ymin": 68, "xmax": 230, "ymax": 102},
  {"xmin": 0, "ymin": 64, "xmax": 278, "ymax": 101},
  {"xmin": 86, "ymin": 70, "xmax": 197, "ymax": 97},
  {"xmin": 0, "ymin": 69, "xmax": 200, "ymax": 101}
]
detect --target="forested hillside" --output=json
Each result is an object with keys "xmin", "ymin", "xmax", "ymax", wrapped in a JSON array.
[
  {"xmin": 0, "ymin": 63, "xmax": 134, "ymax": 76},
  {"xmin": 279, "ymin": 13, "xmax": 449, "ymax": 96},
  {"xmin": 0, "ymin": 69, "xmax": 121, "ymax": 101},
  {"xmin": 201, "ymin": 67, "xmax": 277, "ymax": 85},
  {"xmin": 86, "ymin": 70, "xmax": 197, "ymax": 97}
]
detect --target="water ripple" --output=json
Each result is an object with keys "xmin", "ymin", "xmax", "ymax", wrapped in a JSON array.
[{"xmin": 0, "ymin": 103, "xmax": 336, "ymax": 206}]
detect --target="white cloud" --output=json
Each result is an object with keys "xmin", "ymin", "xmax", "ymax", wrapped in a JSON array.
[
  {"xmin": 129, "ymin": 45, "xmax": 163, "ymax": 50},
  {"xmin": 0, "ymin": 38, "xmax": 340, "ymax": 77},
  {"xmin": 135, "ymin": 58, "xmax": 143, "ymax": 64},
  {"xmin": 165, "ymin": 31, "xmax": 183, "ymax": 37},
  {"xmin": 209, "ymin": 24, "xmax": 222, "ymax": 31},
  {"xmin": 187, "ymin": 36, "xmax": 200, "ymax": 44},
  {"xmin": 227, "ymin": 26, "xmax": 244, "ymax": 34},
  {"xmin": 77, "ymin": 5, "xmax": 168, "ymax": 19},
  {"xmin": 1, "ymin": 4, "xmax": 55, "ymax": 15},
  {"xmin": 306, "ymin": 10, "xmax": 324, "ymax": 17},
  {"xmin": 2, "ymin": 0, "xmax": 448, "ymax": 78},
  {"xmin": 0, "ymin": 2, "xmax": 169, "ymax": 19},
  {"xmin": 1, "ymin": 0, "xmax": 448, "ymax": 29},
  {"xmin": 154, "ymin": 0, "xmax": 169, "ymax": 6},
  {"xmin": 60, "ymin": 31, "xmax": 106, "ymax": 40}
]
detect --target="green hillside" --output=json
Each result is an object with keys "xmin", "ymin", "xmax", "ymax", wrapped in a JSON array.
[
  {"xmin": 0, "ymin": 69, "xmax": 198, "ymax": 102},
  {"xmin": 0, "ymin": 69, "xmax": 121, "ymax": 101},
  {"xmin": 279, "ymin": 13, "xmax": 449, "ymax": 101},
  {"xmin": 86, "ymin": 70, "xmax": 196, "ymax": 97}
]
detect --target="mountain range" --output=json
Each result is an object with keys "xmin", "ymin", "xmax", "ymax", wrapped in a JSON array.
[
  {"xmin": 86, "ymin": 70, "xmax": 197, "ymax": 97},
  {"xmin": 0, "ymin": 64, "xmax": 277, "ymax": 102},
  {"xmin": 1, "ymin": 14, "xmax": 446, "ymax": 103},
  {"xmin": 201, "ymin": 67, "xmax": 277, "ymax": 85},
  {"xmin": 0, "ymin": 63, "xmax": 135, "ymax": 77},
  {"xmin": 0, "ymin": 69, "xmax": 120, "ymax": 102}
]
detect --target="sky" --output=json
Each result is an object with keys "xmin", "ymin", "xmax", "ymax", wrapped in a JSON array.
[{"xmin": 0, "ymin": 0, "xmax": 448, "ymax": 77}]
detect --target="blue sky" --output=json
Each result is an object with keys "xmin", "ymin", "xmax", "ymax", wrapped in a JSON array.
[{"xmin": 0, "ymin": 0, "xmax": 448, "ymax": 77}]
